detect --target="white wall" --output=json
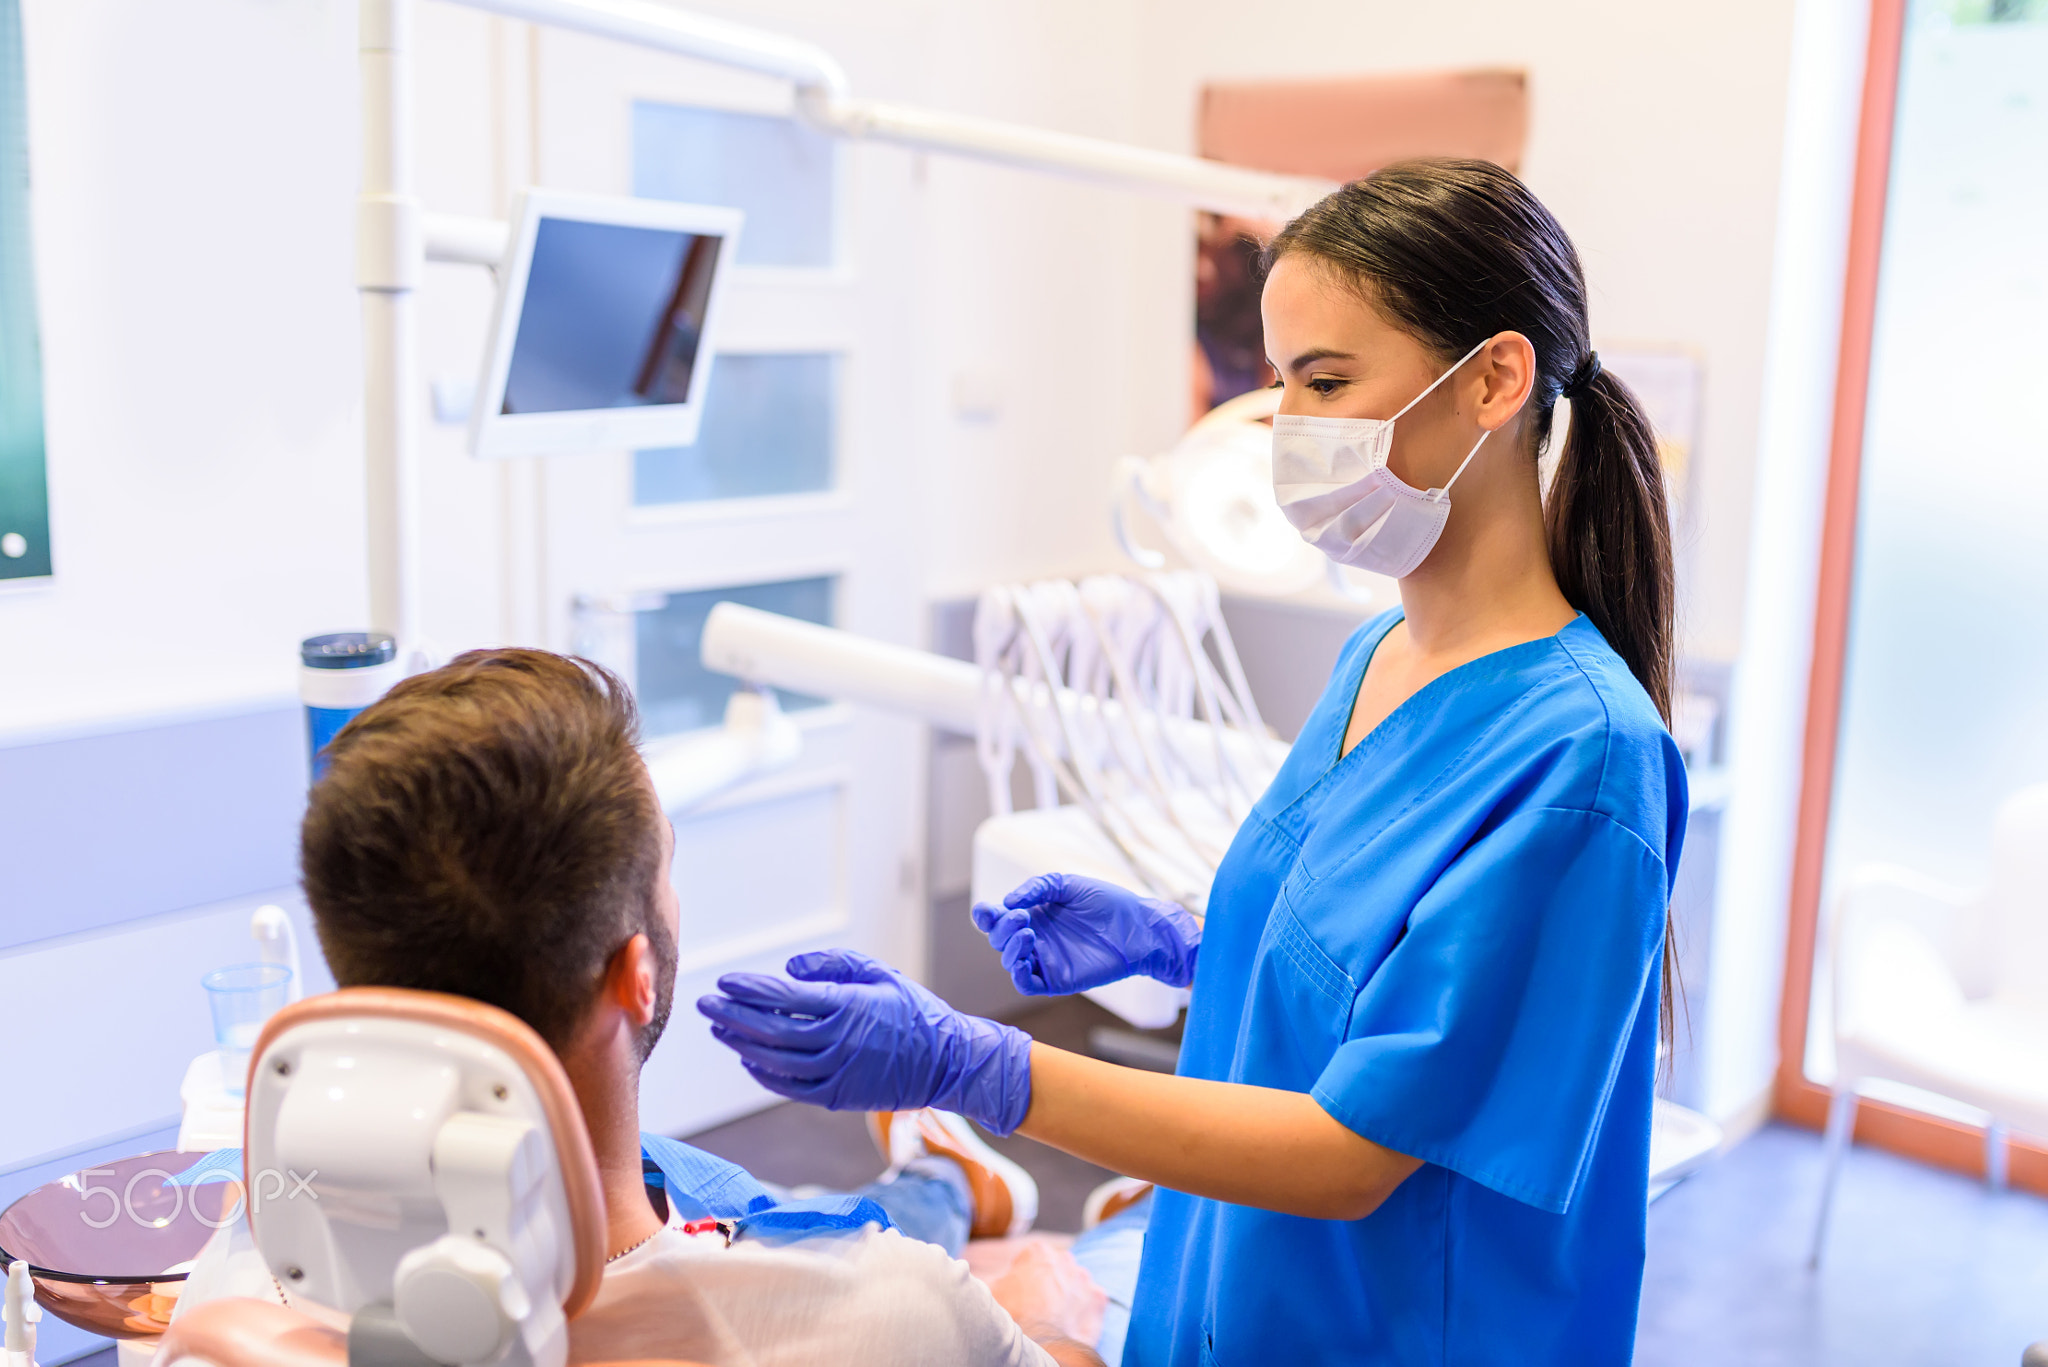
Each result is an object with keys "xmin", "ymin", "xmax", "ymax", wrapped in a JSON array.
[
  {"xmin": 2, "ymin": 0, "xmax": 366, "ymax": 736},
  {"xmin": 1704, "ymin": 0, "xmax": 1870, "ymax": 1125},
  {"xmin": 898, "ymin": 0, "xmax": 1183, "ymax": 600},
  {"xmin": 0, "ymin": 888, "xmax": 333, "ymax": 1173}
]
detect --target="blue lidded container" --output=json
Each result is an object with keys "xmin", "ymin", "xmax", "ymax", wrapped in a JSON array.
[{"xmin": 299, "ymin": 632, "xmax": 401, "ymax": 781}]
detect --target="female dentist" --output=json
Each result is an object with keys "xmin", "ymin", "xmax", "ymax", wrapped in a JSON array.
[{"xmin": 699, "ymin": 158, "xmax": 1686, "ymax": 1366}]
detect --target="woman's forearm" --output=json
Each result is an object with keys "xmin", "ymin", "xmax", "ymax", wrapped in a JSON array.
[{"xmin": 1017, "ymin": 1043, "xmax": 1421, "ymax": 1220}]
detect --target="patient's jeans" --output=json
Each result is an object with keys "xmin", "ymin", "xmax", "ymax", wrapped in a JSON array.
[
  {"xmin": 767, "ymin": 1157, "xmax": 975, "ymax": 1257},
  {"xmin": 855, "ymin": 1156, "xmax": 975, "ymax": 1255},
  {"xmin": 1069, "ymin": 1190, "xmax": 1151, "ymax": 1366}
]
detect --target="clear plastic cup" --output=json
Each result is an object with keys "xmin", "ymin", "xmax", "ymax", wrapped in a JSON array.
[{"xmin": 202, "ymin": 963, "xmax": 293, "ymax": 1097}]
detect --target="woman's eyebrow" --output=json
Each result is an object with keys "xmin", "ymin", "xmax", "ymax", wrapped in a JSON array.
[{"xmin": 1276, "ymin": 347, "xmax": 1357, "ymax": 375}]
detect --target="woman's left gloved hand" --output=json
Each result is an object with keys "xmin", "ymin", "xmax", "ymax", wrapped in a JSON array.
[
  {"xmin": 973, "ymin": 872, "xmax": 1202, "ymax": 996},
  {"xmin": 697, "ymin": 949, "xmax": 1034, "ymax": 1136}
]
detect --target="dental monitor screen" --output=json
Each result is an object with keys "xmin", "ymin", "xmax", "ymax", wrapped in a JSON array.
[{"xmin": 470, "ymin": 190, "xmax": 742, "ymax": 459}]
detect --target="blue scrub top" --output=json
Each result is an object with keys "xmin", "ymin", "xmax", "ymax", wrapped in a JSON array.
[{"xmin": 1123, "ymin": 609, "xmax": 1687, "ymax": 1367}]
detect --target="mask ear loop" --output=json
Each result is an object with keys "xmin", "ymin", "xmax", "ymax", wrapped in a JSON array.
[
  {"xmin": 1429, "ymin": 430, "xmax": 1490, "ymax": 504},
  {"xmin": 1388, "ymin": 337, "xmax": 1492, "ymax": 423},
  {"xmin": 1390, "ymin": 337, "xmax": 1492, "ymax": 503}
]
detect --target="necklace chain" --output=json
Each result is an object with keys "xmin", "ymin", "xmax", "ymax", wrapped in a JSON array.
[{"xmin": 607, "ymin": 1230, "xmax": 659, "ymax": 1264}]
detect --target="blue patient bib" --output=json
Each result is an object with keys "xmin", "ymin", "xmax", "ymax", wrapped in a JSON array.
[{"xmin": 638, "ymin": 1132, "xmax": 894, "ymax": 1242}]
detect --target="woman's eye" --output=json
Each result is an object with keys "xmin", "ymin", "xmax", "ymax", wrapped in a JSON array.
[{"xmin": 1307, "ymin": 378, "xmax": 1343, "ymax": 397}]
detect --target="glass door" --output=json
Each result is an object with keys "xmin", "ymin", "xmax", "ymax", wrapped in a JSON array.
[{"xmin": 1790, "ymin": 0, "xmax": 2048, "ymax": 1168}]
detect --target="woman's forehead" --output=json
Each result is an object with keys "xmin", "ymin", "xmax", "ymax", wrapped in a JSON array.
[{"xmin": 1262, "ymin": 256, "xmax": 1405, "ymax": 364}]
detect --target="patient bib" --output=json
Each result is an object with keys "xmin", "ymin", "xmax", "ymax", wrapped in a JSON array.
[{"xmin": 638, "ymin": 1133, "xmax": 895, "ymax": 1243}]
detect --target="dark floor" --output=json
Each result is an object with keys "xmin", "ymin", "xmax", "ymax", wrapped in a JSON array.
[{"xmin": 1637, "ymin": 1123, "xmax": 2048, "ymax": 1366}]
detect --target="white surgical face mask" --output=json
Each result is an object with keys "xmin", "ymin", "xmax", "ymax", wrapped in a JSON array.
[{"xmin": 1270, "ymin": 338, "xmax": 1490, "ymax": 578}]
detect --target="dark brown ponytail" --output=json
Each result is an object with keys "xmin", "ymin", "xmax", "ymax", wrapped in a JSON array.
[
  {"xmin": 1545, "ymin": 366, "xmax": 1674, "ymax": 721},
  {"xmin": 1268, "ymin": 158, "xmax": 1679, "ymax": 1053}
]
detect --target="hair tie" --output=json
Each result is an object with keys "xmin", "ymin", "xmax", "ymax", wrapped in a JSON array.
[{"xmin": 1562, "ymin": 352, "xmax": 1602, "ymax": 399}]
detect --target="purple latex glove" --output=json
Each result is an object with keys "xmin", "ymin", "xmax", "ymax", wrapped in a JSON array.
[
  {"xmin": 697, "ymin": 949, "xmax": 1034, "ymax": 1136},
  {"xmin": 971, "ymin": 872, "xmax": 1201, "ymax": 996}
]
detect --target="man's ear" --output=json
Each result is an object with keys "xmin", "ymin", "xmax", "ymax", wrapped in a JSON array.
[{"xmin": 601, "ymin": 933, "xmax": 659, "ymax": 1029}]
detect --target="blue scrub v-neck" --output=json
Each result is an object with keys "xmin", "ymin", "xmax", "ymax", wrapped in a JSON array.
[{"xmin": 1122, "ymin": 607, "xmax": 1688, "ymax": 1367}]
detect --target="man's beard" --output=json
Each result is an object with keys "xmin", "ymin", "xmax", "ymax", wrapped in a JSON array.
[{"xmin": 636, "ymin": 912, "xmax": 679, "ymax": 1064}]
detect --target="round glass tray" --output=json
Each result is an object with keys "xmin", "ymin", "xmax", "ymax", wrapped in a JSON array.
[{"xmin": 0, "ymin": 1150, "xmax": 238, "ymax": 1338}]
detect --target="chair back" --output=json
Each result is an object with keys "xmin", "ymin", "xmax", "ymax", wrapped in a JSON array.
[{"xmin": 241, "ymin": 988, "xmax": 607, "ymax": 1367}]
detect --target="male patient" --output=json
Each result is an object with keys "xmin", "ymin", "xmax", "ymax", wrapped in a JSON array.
[{"xmin": 297, "ymin": 648, "xmax": 1103, "ymax": 1367}]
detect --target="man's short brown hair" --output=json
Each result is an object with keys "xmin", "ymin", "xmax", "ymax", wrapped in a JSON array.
[{"xmin": 301, "ymin": 648, "xmax": 668, "ymax": 1053}]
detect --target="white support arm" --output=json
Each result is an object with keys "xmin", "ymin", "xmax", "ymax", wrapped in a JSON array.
[
  {"xmin": 452, "ymin": 0, "xmax": 849, "ymax": 93},
  {"xmin": 805, "ymin": 94, "xmax": 1331, "ymax": 220},
  {"xmin": 704, "ymin": 602, "xmax": 984, "ymax": 736},
  {"xmin": 425, "ymin": 212, "xmax": 511, "ymax": 267},
  {"xmin": 439, "ymin": 0, "xmax": 1331, "ymax": 219},
  {"xmin": 360, "ymin": 0, "xmax": 423, "ymax": 646},
  {"xmin": 701, "ymin": 603, "xmax": 1287, "ymax": 769}
]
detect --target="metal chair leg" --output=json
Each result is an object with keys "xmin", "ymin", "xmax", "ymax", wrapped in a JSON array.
[
  {"xmin": 1810, "ymin": 1085, "xmax": 1857, "ymax": 1269},
  {"xmin": 1988, "ymin": 1119, "xmax": 2010, "ymax": 1191}
]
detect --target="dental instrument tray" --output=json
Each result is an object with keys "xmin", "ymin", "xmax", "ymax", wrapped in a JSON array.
[{"xmin": 0, "ymin": 1150, "xmax": 233, "ymax": 1338}]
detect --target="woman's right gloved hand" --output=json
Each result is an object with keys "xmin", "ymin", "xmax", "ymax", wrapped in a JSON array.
[
  {"xmin": 697, "ymin": 949, "xmax": 1034, "ymax": 1136},
  {"xmin": 971, "ymin": 872, "xmax": 1201, "ymax": 996}
]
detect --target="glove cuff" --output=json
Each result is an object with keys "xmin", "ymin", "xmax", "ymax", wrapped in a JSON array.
[
  {"xmin": 1138, "ymin": 898, "xmax": 1203, "ymax": 989},
  {"xmin": 950, "ymin": 1019, "xmax": 1035, "ymax": 1137}
]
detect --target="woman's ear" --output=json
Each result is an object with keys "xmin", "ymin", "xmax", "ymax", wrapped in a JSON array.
[{"xmin": 1473, "ymin": 331, "xmax": 1537, "ymax": 432}]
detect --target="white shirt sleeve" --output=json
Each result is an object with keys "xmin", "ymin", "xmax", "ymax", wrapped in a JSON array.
[{"xmin": 572, "ymin": 1226, "xmax": 1059, "ymax": 1367}]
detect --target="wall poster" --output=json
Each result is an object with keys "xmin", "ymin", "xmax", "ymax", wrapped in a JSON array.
[{"xmin": 1193, "ymin": 69, "xmax": 1530, "ymax": 422}]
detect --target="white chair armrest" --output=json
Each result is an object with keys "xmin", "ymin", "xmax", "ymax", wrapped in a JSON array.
[
  {"xmin": 1833, "ymin": 863, "xmax": 1977, "ymax": 965},
  {"xmin": 1836, "ymin": 863, "xmax": 1974, "ymax": 916},
  {"xmin": 1830, "ymin": 864, "xmax": 1983, "ymax": 1043}
]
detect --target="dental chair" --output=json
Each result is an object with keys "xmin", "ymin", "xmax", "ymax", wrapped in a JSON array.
[{"xmin": 156, "ymin": 988, "xmax": 704, "ymax": 1367}]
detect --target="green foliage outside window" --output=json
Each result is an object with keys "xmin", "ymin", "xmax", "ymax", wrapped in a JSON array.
[{"xmin": 1925, "ymin": 0, "xmax": 2048, "ymax": 24}]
